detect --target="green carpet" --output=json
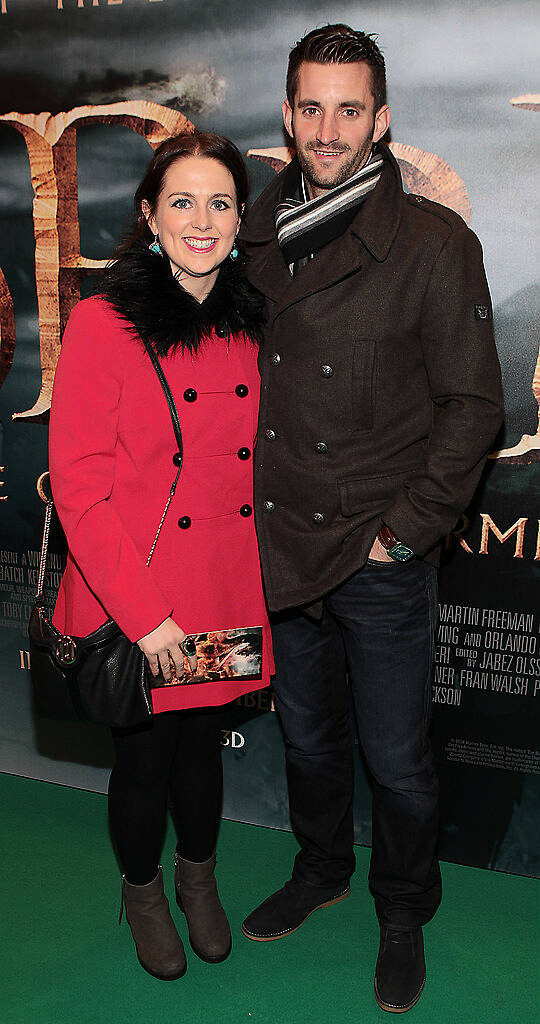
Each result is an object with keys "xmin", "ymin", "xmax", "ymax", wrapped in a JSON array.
[{"xmin": 1, "ymin": 773, "xmax": 538, "ymax": 1024}]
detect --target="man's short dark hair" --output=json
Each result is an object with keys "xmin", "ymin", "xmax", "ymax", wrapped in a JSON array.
[{"xmin": 286, "ymin": 23, "xmax": 387, "ymax": 114}]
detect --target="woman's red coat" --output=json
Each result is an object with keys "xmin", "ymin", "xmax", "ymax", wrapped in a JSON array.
[{"xmin": 49, "ymin": 297, "xmax": 272, "ymax": 712}]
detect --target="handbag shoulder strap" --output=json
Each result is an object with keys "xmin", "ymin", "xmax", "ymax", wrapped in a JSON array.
[
  {"xmin": 35, "ymin": 340, "xmax": 184, "ymax": 597},
  {"xmin": 35, "ymin": 473, "xmax": 55, "ymax": 603},
  {"xmin": 140, "ymin": 340, "xmax": 184, "ymax": 563},
  {"xmin": 142, "ymin": 339, "xmax": 183, "ymax": 469}
]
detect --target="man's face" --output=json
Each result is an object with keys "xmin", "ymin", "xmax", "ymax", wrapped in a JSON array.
[{"xmin": 282, "ymin": 61, "xmax": 391, "ymax": 197}]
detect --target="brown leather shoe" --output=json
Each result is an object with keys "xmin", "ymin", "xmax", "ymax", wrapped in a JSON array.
[
  {"xmin": 120, "ymin": 867, "xmax": 187, "ymax": 980},
  {"xmin": 174, "ymin": 850, "xmax": 232, "ymax": 963}
]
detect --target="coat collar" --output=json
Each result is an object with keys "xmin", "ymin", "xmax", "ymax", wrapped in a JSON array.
[
  {"xmin": 98, "ymin": 242, "xmax": 265, "ymax": 357},
  {"xmin": 243, "ymin": 143, "xmax": 404, "ymax": 307},
  {"xmin": 350, "ymin": 143, "xmax": 404, "ymax": 261}
]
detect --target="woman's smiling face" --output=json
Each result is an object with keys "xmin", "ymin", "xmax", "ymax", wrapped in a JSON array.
[{"xmin": 143, "ymin": 154, "xmax": 242, "ymax": 302}]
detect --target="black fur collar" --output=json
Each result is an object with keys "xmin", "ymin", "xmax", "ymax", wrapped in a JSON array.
[{"xmin": 97, "ymin": 241, "xmax": 265, "ymax": 357}]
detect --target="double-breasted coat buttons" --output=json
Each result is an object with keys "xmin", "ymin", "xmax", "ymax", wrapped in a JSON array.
[
  {"xmin": 237, "ymin": 447, "xmax": 251, "ymax": 460},
  {"xmin": 172, "ymin": 452, "xmax": 183, "ymax": 466},
  {"xmin": 178, "ymin": 515, "xmax": 191, "ymax": 529},
  {"xmin": 236, "ymin": 384, "xmax": 249, "ymax": 397},
  {"xmin": 240, "ymin": 504, "xmax": 253, "ymax": 517},
  {"xmin": 259, "ymin": 364, "xmax": 333, "ymax": 530},
  {"xmin": 183, "ymin": 388, "xmax": 197, "ymax": 402}
]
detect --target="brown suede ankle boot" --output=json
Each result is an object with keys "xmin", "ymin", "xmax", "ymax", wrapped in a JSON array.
[
  {"xmin": 120, "ymin": 866, "xmax": 187, "ymax": 980},
  {"xmin": 174, "ymin": 851, "xmax": 232, "ymax": 963}
]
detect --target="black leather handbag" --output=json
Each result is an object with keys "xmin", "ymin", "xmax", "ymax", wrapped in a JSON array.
[{"xmin": 28, "ymin": 340, "xmax": 184, "ymax": 729}]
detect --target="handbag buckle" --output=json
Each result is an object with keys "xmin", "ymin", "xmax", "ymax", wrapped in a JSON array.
[{"xmin": 55, "ymin": 636, "xmax": 78, "ymax": 666}]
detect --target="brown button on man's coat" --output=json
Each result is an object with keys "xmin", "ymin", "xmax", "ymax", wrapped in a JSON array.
[{"xmin": 242, "ymin": 144, "xmax": 504, "ymax": 612}]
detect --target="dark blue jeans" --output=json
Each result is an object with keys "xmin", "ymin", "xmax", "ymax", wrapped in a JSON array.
[{"xmin": 271, "ymin": 557, "xmax": 441, "ymax": 929}]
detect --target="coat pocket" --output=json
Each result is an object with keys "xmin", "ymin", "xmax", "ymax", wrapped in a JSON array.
[
  {"xmin": 338, "ymin": 466, "xmax": 422, "ymax": 517},
  {"xmin": 351, "ymin": 338, "xmax": 376, "ymax": 434}
]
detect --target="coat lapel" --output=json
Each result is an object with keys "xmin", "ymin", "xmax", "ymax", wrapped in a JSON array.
[
  {"xmin": 246, "ymin": 241, "xmax": 295, "ymax": 307},
  {"xmin": 247, "ymin": 230, "xmax": 365, "ymax": 317}
]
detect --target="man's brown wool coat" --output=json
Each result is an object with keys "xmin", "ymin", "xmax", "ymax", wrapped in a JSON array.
[{"xmin": 242, "ymin": 143, "xmax": 504, "ymax": 613}]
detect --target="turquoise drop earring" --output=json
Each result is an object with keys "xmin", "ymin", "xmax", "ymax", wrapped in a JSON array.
[
  {"xmin": 230, "ymin": 244, "xmax": 239, "ymax": 261},
  {"xmin": 149, "ymin": 234, "xmax": 162, "ymax": 256}
]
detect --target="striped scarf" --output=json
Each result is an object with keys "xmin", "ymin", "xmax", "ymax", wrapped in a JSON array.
[{"xmin": 274, "ymin": 150, "xmax": 383, "ymax": 274}]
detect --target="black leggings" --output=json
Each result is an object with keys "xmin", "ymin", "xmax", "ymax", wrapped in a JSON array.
[{"xmin": 108, "ymin": 708, "xmax": 224, "ymax": 885}]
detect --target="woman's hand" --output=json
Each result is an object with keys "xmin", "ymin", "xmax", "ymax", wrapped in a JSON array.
[{"xmin": 137, "ymin": 616, "xmax": 198, "ymax": 680}]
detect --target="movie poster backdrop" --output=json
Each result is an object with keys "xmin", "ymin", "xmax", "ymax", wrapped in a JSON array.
[{"xmin": 0, "ymin": 0, "xmax": 538, "ymax": 877}]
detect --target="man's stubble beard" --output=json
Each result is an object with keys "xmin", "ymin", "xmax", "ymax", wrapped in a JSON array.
[{"xmin": 293, "ymin": 124, "xmax": 375, "ymax": 194}]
